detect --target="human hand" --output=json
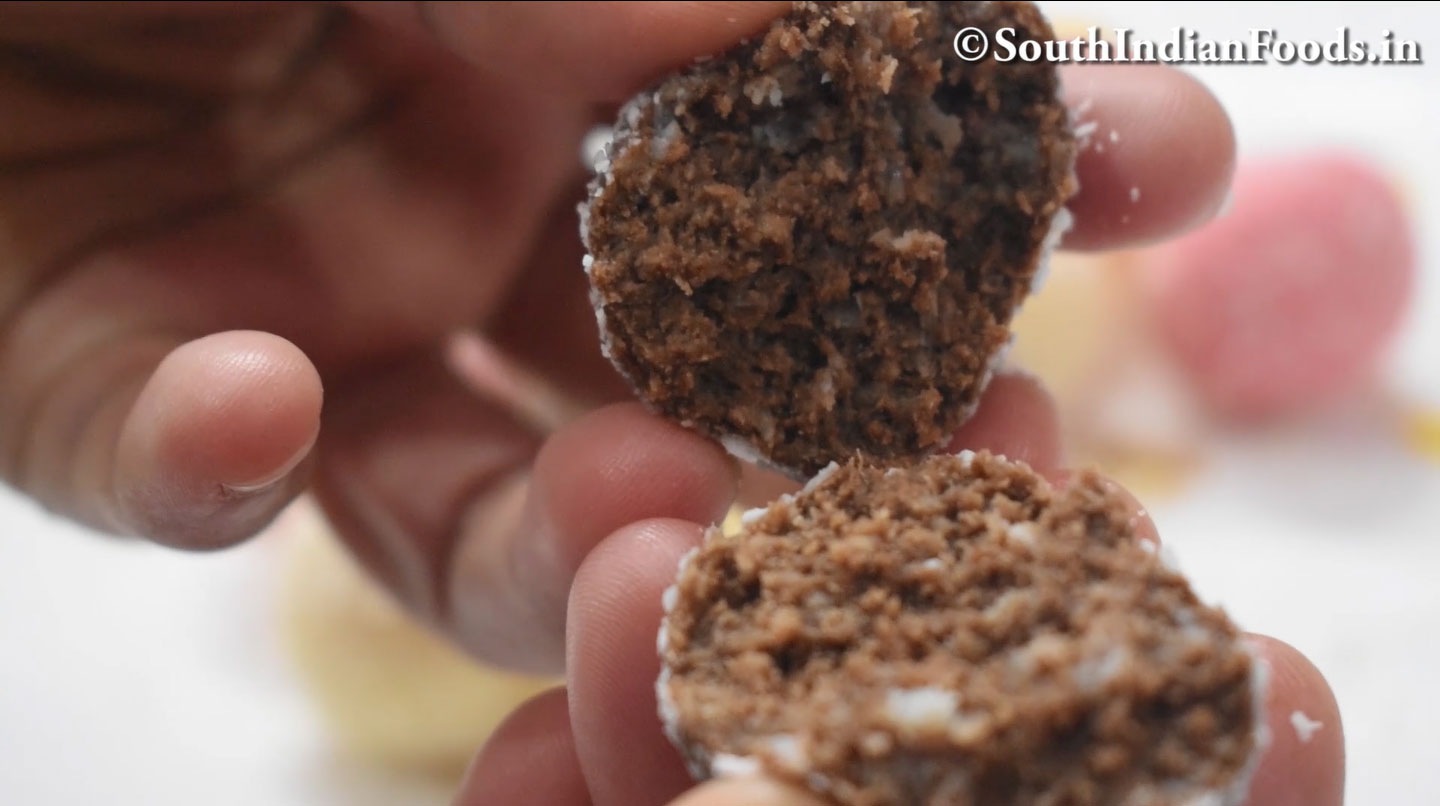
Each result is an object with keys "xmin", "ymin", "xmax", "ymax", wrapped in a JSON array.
[
  {"xmin": 0, "ymin": 3, "xmax": 1342, "ymax": 804},
  {"xmin": 447, "ymin": 12, "xmax": 1340, "ymax": 806},
  {"xmin": 465, "ymin": 407, "xmax": 1343, "ymax": 806},
  {"xmin": 0, "ymin": 1, "xmax": 790, "ymax": 671}
]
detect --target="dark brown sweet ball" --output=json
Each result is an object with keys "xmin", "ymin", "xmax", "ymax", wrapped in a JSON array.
[
  {"xmin": 582, "ymin": 1, "xmax": 1077, "ymax": 478},
  {"xmin": 658, "ymin": 453, "xmax": 1266, "ymax": 806}
]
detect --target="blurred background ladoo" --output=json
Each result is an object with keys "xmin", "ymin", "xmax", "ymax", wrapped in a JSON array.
[{"xmin": 1, "ymin": 3, "xmax": 1436, "ymax": 805}]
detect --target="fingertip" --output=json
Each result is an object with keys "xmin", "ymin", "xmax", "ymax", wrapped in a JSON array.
[
  {"xmin": 568, "ymin": 517, "xmax": 706, "ymax": 806},
  {"xmin": 535, "ymin": 402, "xmax": 739, "ymax": 538},
  {"xmin": 1061, "ymin": 65, "xmax": 1235, "ymax": 250},
  {"xmin": 946, "ymin": 371, "xmax": 1062, "ymax": 475},
  {"xmin": 668, "ymin": 778, "xmax": 829, "ymax": 806},
  {"xmin": 568, "ymin": 517, "xmax": 706, "ymax": 669},
  {"xmin": 162, "ymin": 331, "xmax": 321, "ymax": 489},
  {"xmin": 1093, "ymin": 473, "xmax": 1161, "ymax": 546},
  {"xmin": 114, "ymin": 331, "xmax": 322, "ymax": 549},
  {"xmin": 460, "ymin": 687, "xmax": 588, "ymax": 806},
  {"xmin": 567, "ymin": 517, "xmax": 706, "ymax": 704},
  {"xmin": 1245, "ymin": 635, "xmax": 1345, "ymax": 806}
]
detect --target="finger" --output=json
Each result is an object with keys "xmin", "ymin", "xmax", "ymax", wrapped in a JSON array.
[
  {"xmin": 1245, "ymin": 635, "xmax": 1345, "ymax": 806},
  {"xmin": 0, "ymin": 328, "xmax": 321, "ymax": 549},
  {"xmin": 944, "ymin": 370, "xmax": 1063, "ymax": 475},
  {"xmin": 1061, "ymin": 64, "xmax": 1235, "ymax": 250},
  {"xmin": 450, "ymin": 403, "xmax": 736, "ymax": 672},
  {"xmin": 568, "ymin": 518, "xmax": 705, "ymax": 806},
  {"xmin": 667, "ymin": 779, "xmax": 827, "ymax": 806},
  {"xmin": 310, "ymin": 350, "xmax": 541, "ymax": 634},
  {"xmin": 112, "ymin": 331, "xmax": 321, "ymax": 547},
  {"xmin": 458, "ymin": 687, "xmax": 591, "ymax": 806},
  {"xmin": 316, "ymin": 355, "xmax": 737, "ymax": 674},
  {"xmin": 461, "ymin": 685, "xmax": 825, "ymax": 806},
  {"xmin": 357, "ymin": 2, "xmax": 789, "ymax": 103}
]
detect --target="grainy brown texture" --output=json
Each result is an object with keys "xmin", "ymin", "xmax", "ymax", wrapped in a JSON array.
[
  {"xmin": 659, "ymin": 453, "xmax": 1260, "ymax": 806},
  {"xmin": 583, "ymin": 1, "xmax": 1076, "ymax": 477}
]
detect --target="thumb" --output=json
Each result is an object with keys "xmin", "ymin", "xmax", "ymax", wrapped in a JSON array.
[{"xmin": 1, "ymin": 329, "xmax": 321, "ymax": 549}]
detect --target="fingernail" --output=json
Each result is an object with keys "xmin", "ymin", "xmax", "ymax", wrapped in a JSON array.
[{"xmin": 222, "ymin": 433, "xmax": 316, "ymax": 496}]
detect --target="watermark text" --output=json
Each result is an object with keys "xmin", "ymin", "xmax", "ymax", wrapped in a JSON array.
[{"xmin": 952, "ymin": 26, "xmax": 1423, "ymax": 65}]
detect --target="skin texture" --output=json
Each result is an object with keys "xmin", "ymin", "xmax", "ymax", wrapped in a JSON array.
[{"xmin": 0, "ymin": 4, "xmax": 1336, "ymax": 806}]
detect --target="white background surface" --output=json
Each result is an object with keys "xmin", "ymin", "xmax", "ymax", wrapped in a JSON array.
[{"xmin": 2, "ymin": 3, "xmax": 1438, "ymax": 804}]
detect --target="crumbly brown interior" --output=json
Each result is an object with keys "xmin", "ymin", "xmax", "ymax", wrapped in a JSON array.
[
  {"xmin": 585, "ymin": 1, "xmax": 1076, "ymax": 477},
  {"xmin": 661, "ymin": 454, "xmax": 1258, "ymax": 806}
]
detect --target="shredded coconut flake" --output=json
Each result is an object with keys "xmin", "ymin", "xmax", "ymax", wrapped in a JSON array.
[
  {"xmin": 710, "ymin": 754, "xmax": 762, "ymax": 778},
  {"xmin": 675, "ymin": 546, "xmax": 700, "ymax": 574},
  {"xmin": 1030, "ymin": 206, "xmax": 1074, "ymax": 293},
  {"xmin": 801, "ymin": 461, "xmax": 841, "ymax": 493},
  {"xmin": 655, "ymin": 668, "xmax": 679, "ymax": 743},
  {"xmin": 579, "ymin": 125, "xmax": 613, "ymax": 170},
  {"xmin": 764, "ymin": 735, "xmax": 808, "ymax": 770},
  {"xmin": 1290, "ymin": 710, "xmax": 1324, "ymax": 743},
  {"xmin": 1007, "ymin": 522, "xmax": 1040, "ymax": 546},
  {"xmin": 884, "ymin": 687, "xmax": 960, "ymax": 729},
  {"xmin": 650, "ymin": 120, "xmax": 682, "ymax": 160},
  {"xmin": 719, "ymin": 434, "xmax": 765, "ymax": 466},
  {"xmin": 1159, "ymin": 544, "xmax": 1182, "ymax": 571}
]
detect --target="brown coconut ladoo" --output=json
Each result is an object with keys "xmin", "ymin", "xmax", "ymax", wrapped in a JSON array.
[
  {"xmin": 582, "ymin": 1, "xmax": 1077, "ymax": 478},
  {"xmin": 658, "ymin": 453, "xmax": 1266, "ymax": 806}
]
